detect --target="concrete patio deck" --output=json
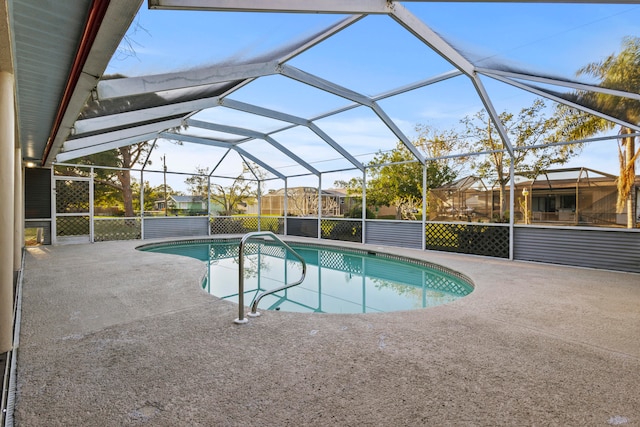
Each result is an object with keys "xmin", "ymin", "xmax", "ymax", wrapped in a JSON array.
[{"xmin": 13, "ymin": 237, "xmax": 640, "ymax": 426}]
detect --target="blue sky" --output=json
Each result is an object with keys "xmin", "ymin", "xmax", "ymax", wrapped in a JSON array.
[{"xmin": 106, "ymin": 1, "xmax": 640, "ymax": 191}]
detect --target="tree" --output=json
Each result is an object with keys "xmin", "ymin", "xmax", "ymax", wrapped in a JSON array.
[
  {"xmin": 336, "ymin": 126, "xmax": 460, "ymax": 220},
  {"xmin": 209, "ymin": 164, "xmax": 264, "ymax": 215},
  {"xmin": 553, "ymin": 36, "xmax": 640, "ymax": 228},
  {"xmin": 57, "ymin": 144, "xmax": 153, "ymax": 217},
  {"xmin": 66, "ymin": 73, "xmax": 165, "ymax": 217},
  {"xmin": 462, "ymin": 98, "xmax": 577, "ymax": 221},
  {"xmin": 185, "ymin": 166, "xmax": 210, "ymax": 198},
  {"xmin": 285, "ymin": 187, "xmax": 318, "ymax": 216},
  {"xmin": 413, "ymin": 124, "xmax": 470, "ymax": 179},
  {"xmin": 136, "ymin": 182, "xmax": 176, "ymax": 212}
]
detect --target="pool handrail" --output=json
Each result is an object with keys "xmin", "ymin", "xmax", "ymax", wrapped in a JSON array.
[{"xmin": 234, "ymin": 231, "xmax": 306, "ymax": 324}]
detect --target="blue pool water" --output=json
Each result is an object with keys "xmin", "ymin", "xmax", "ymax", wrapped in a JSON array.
[{"xmin": 140, "ymin": 239, "xmax": 473, "ymax": 314}]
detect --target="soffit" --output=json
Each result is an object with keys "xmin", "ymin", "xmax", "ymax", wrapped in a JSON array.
[
  {"xmin": 10, "ymin": 0, "xmax": 142, "ymax": 164},
  {"xmin": 10, "ymin": 0, "xmax": 92, "ymax": 161}
]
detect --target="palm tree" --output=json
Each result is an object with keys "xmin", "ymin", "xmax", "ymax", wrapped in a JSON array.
[{"xmin": 555, "ymin": 36, "xmax": 640, "ymax": 228}]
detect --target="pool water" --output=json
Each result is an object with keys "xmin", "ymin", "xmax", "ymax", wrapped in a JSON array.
[{"xmin": 141, "ymin": 240, "xmax": 473, "ymax": 314}]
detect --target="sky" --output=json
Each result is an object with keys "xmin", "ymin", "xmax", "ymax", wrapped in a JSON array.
[{"xmin": 105, "ymin": 1, "xmax": 640, "ymax": 193}]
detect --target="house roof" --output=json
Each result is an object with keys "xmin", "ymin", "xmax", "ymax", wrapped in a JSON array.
[
  {"xmin": 170, "ymin": 195, "xmax": 205, "ymax": 202},
  {"xmin": 434, "ymin": 167, "xmax": 630, "ymax": 192},
  {"xmin": 265, "ymin": 187, "xmax": 347, "ymax": 197},
  {"xmin": 435, "ymin": 176, "xmax": 487, "ymax": 192}
]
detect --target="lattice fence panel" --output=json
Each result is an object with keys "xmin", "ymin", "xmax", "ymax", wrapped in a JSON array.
[
  {"xmin": 321, "ymin": 219, "xmax": 362, "ymax": 242},
  {"xmin": 94, "ymin": 218, "xmax": 141, "ymax": 241},
  {"xmin": 241, "ymin": 217, "xmax": 259, "ymax": 232},
  {"xmin": 425, "ymin": 223, "xmax": 509, "ymax": 258},
  {"xmin": 210, "ymin": 217, "xmax": 247, "ymax": 234},
  {"xmin": 56, "ymin": 216, "xmax": 90, "ymax": 236},
  {"xmin": 56, "ymin": 180, "xmax": 89, "ymax": 213}
]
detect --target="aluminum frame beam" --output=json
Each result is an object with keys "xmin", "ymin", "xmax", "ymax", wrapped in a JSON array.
[
  {"xmin": 148, "ymin": 0, "xmax": 391, "ymax": 14},
  {"xmin": 150, "ymin": 0, "xmax": 640, "ymax": 9},
  {"xmin": 489, "ymin": 74, "xmax": 640, "ymax": 132},
  {"xmin": 220, "ymin": 98, "xmax": 365, "ymax": 171},
  {"xmin": 160, "ymin": 131, "xmax": 286, "ymax": 179},
  {"xmin": 73, "ymin": 96, "xmax": 222, "ymax": 135},
  {"xmin": 373, "ymin": 69, "xmax": 463, "ymax": 101},
  {"xmin": 276, "ymin": 14, "xmax": 365, "ymax": 64},
  {"xmin": 56, "ymin": 132, "xmax": 159, "ymax": 162},
  {"xmin": 470, "ymin": 76, "xmax": 515, "ymax": 157},
  {"xmin": 186, "ymin": 119, "xmax": 321, "ymax": 175},
  {"xmin": 477, "ymin": 68, "xmax": 640, "ymax": 101},
  {"xmin": 63, "ymin": 117, "xmax": 184, "ymax": 152},
  {"xmin": 390, "ymin": 4, "xmax": 515, "ymax": 157},
  {"xmin": 279, "ymin": 64, "xmax": 425, "ymax": 164},
  {"xmin": 305, "ymin": 69, "xmax": 463, "ymax": 122},
  {"xmin": 389, "ymin": 4, "xmax": 475, "ymax": 77}
]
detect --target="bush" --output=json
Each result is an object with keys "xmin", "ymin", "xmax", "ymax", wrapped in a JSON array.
[{"xmin": 345, "ymin": 205, "xmax": 376, "ymax": 219}]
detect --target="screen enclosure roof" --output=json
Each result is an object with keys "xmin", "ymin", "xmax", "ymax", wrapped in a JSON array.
[{"xmin": 17, "ymin": 1, "xmax": 639, "ymax": 182}]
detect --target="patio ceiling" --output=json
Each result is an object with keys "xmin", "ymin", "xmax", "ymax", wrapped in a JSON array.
[{"xmin": 15, "ymin": 1, "xmax": 639, "ymax": 180}]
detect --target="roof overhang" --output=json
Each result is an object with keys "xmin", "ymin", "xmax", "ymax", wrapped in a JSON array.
[{"xmin": 7, "ymin": 0, "xmax": 142, "ymax": 166}]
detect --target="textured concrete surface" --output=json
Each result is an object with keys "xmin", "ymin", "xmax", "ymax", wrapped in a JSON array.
[{"xmin": 14, "ymin": 237, "xmax": 640, "ymax": 426}]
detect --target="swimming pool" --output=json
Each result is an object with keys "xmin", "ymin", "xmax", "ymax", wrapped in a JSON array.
[{"xmin": 139, "ymin": 238, "xmax": 474, "ymax": 314}]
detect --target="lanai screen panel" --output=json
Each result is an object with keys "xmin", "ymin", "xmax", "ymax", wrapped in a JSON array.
[{"xmin": 55, "ymin": 2, "xmax": 640, "ymax": 184}]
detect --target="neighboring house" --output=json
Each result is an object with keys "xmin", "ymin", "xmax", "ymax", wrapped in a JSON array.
[
  {"xmin": 429, "ymin": 175, "xmax": 494, "ymax": 221},
  {"xmin": 431, "ymin": 167, "xmax": 640, "ymax": 227},
  {"xmin": 154, "ymin": 195, "xmax": 207, "ymax": 212},
  {"xmin": 247, "ymin": 187, "xmax": 352, "ymax": 217}
]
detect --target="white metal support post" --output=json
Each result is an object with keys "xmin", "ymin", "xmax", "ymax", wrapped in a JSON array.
[
  {"xmin": 207, "ymin": 175, "xmax": 211, "ymax": 236},
  {"xmin": 317, "ymin": 174, "xmax": 322, "ymax": 240},
  {"xmin": 89, "ymin": 167, "xmax": 95, "ymax": 243},
  {"xmin": 140, "ymin": 169, "xmax": 145, "ymax": 239},
  {"xmin": 258, "ymin": 180, "xmax": 262, "ymax": 232},
  {"xmin": 422, "ymin": 164, "xmax": 427, "ymax": 251},
  {"xmin": 509, "ymin": 161, "xmax": 515, "ymax": 261},
  {"xmin": 362, "ymin": 168, "xmax": 367, "ymax": 244},
  {"xmin": 284, "ymin": 179, "xmax": 288, "ymax": 236},
  {"xmin": 139, "ymin": 139, "xmax": 157, "ymax": 241},
  {"xmin": 50, "ymin": 167, "xmax": 56, "ymax": 244}
]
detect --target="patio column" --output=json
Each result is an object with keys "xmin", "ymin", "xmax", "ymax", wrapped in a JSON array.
[
  {"xmin": 0, "ymin": 71, "xmax": 16, "ymax": 352},
  {"xmin": 14, "ymin": 146, "xmax": 23, "ymax": 271}
]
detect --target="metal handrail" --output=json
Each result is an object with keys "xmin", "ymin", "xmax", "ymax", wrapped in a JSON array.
[{"xmin": 234, "ymin": 231, "xmax": 306, "ymax": 324}]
